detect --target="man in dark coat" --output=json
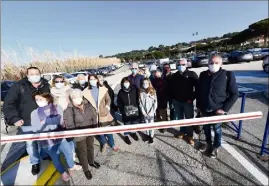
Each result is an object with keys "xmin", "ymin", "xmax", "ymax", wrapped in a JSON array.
[
  {"xmin": 72, "ymin": 74, "xmax": 89, "ymax": 91},
  {"xmin": 3, "ymin": 67, "xmax": 50, "ymax": 175},
  {"xmin": 128, "ymin": 63, "xmax": 144, "ymax": 90},
  {"xmin": 197, "ymin": 54, "xmax": 239, "ymax": 158}
]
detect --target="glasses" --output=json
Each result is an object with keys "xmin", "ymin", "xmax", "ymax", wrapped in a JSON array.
[
  {"xmin": 55, "ymin": 81, "xmax": 65, "ymax": 83},
  {"xmin": 178, "ymin": 64, "xmax": 186, "ymax": 66},
  {"xmin": 131, "ymin": 68, "xmax": 138, "ymax": 70}
]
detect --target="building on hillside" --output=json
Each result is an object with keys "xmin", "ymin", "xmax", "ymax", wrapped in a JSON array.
[{"xmin": 241, "ymin": 35, "xmax": 269, "ymax": 47}]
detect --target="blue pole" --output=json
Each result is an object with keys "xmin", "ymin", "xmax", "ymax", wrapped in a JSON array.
[
  {"xmin": 260, "ymin": 112, "xmax": 269, "ymax": 156},
  {"xmin": 237, "ymin": 93, "xmax": 247, "ymax": 139}
]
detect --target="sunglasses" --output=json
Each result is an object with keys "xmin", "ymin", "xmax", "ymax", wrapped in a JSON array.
[
  {"xmin": 55, "ymin": 81, "xmax": 65, "ymax": 83},
  {"xmin": 131, "ymin": 68, "xmax": 138, "ymax": 70},
  {"xmin": 178, "ymin": 64, "xmax": 186, "ymax": 66}
]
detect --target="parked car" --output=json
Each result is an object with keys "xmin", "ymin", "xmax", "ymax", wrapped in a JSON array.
[
  {"xmin": 1, "ymin": 80, "xmax": 16, "ymax": 101},
  {"xmin": 228, "ymin": 51, "xmax": 253, "ymax": 63},
  {"xmin": 191, "ymin": 55, "xmax": 209, "ymax": 67},
  {"xmin": 262, "ymin": 56, "xmax": 269, "ymax": 73},
  {"xmin": 251, "ymin": 51, "xmax": 263, "ymax": 60},
  {"xmin": 221, "ymin": 53, "xmax": 229, "ymax": 64},
  {"xmin": 41, "ymin": 72, "xmax": 76, "ymax": 85},
  {"xmin": 261, "ymin": 48, "xmax": 269, "ymax": 60},
  {"xmin": 82, "ymin": 69, "xmax": 99, "ymax": 75},
  {"xmin": 71, "ymin": 71, "xmax": 90, "ymax": 80},
  {"xmin": 98, "ymin": 67, "xmax": 109, "ymax": 76}
]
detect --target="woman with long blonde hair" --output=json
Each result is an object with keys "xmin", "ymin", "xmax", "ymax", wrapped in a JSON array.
[{"xmin": 139, "ymin": 78, "xmax": 158, "ymax": 144}]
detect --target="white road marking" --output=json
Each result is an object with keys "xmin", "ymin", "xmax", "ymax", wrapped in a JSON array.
[{"xmin": 210, "ymin": 131, "xmax": 268, "ymax": 185}]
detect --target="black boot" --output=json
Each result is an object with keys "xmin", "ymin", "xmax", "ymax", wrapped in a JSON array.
[
  {"xmin": 124, "ymin": 136, "xmax": 132, "ymax": 145},
  {"xmin": 89, "ymin": 161, "xmax": 100, "ymax": 169},
  {"xmin": 84, "ymin": 171, "xmax": 93, "ymax": 180},
  {"xmin": 131, "ymin": 133, "xmax": 139, "ymax": 141},
  {"xmin": 31, "ymin": 164, "xmax": 40, "ymax": 175},
  {"xmin": 149, "ymin": 137, "xmax": 154, "ymax": 144}
]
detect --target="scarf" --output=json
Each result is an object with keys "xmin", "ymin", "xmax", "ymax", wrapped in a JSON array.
[
  {"xmin": 37, "ymin": 103, "xmax": 58, "ymax": 121},
  {"xmin": 51, "ymin": 85, "xmax": 70, "ymax": 98}
]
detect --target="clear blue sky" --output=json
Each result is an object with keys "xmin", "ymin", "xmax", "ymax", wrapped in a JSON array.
[{"xmin": 2, "ymin": 1, "xmax": 268, "ymax": 59}]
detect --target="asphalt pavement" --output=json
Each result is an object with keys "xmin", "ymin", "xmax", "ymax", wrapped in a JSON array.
[{"xmin": 1, "ymin": 62, "xmax": 268, "ymax": 185}]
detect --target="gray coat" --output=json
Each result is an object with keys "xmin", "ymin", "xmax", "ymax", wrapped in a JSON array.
[
  {"xmin": 139, "ymin": 90, "xmax": 158, "ymax": 119},
  {"xmin": 63, "ymin": 100, "xmax": 98, "ymax": 141}
]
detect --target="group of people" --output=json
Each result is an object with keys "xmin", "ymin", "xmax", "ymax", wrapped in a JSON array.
[{"xmin": 3, "ymin": 54, "xmax": 239, "ymax": 182}]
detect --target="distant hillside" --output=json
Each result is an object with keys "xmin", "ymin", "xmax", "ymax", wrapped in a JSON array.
[{"xmin": 107, "ymin": 18, "xmax": 268, "ymax": 62}]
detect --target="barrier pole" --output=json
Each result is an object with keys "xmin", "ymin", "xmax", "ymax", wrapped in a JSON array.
[
  {"xmin": 260, "ymin": 111, "xmax": 269, "ymax": 156},
  {"xmin": 237, "ymin": 93, "xmax": 247, "ymax": 139},
  {"xmin": 1, "ymin": 111, "xmax": 262, "ymax": 144}
]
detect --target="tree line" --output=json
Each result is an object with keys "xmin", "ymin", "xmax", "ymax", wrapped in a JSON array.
[{"xmin": 103, "ymin": 18, "xmax": 268, "ymax": 62}]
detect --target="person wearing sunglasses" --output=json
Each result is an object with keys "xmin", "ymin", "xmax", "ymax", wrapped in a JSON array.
[
  {"xmin": 128, "ymin": 63, "xmax": 144, "ymax": 90},
  {"xmin": 169, "ymin": 58, "xmax": 198, "ymax": 145},
  {"xmin": 196, "ymin": 54, "xmax": 239, "ymax": 158}
]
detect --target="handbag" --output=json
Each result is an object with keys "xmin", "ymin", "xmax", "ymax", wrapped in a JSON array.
[{"xmin": 124, "ymin": 105, "xmax": 139, "ymax": 117}]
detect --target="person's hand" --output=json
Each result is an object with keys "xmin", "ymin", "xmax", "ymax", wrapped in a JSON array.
[
  {"xmin": 187, "ymin": 100, "xmax": 192, "ymax": 104},
  {"xmin": 216, "ymin": 109, "xmax": 225, "ymax": 115},
  {"xmin": 14, "ymin": 120, "xmax": 24, "ymax": 127},
  {"xmin": 106, "ymin": 105, "xmax": 110, "ymax": 112},
  {"xmin": 40, "ymin": 120, "xmax": 46, "ymax": 125}
]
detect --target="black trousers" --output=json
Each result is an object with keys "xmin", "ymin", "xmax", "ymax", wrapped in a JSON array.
[{"xmin": 75, "ymin": 136, "xmax": 94, "ymax": 172}]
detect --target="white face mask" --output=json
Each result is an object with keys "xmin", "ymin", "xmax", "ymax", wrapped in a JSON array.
[
  {"xmin": 209, "ymin": 64, "xmax": 221, "ymax": 73},
  {"xmin": 36, "ymin": 100, "xmax": 48, "ymax": 107},
  {"xmin": 123, "ymin": 82, "xmax": 130, "ymax": 89},
  {"xmin": 28, "ymin": 75, "xmax": 41, "ymax": 83},
  {"xmin": 55, "ymin": 82, "xmax": 65, "ymax": 89},
  {"xmin": 79, "ymin": 80, "xmax": 86, "ymax": 85},
  {"xmin": 89, "ymin": 80, "xmax": 97, "ymax": 87},
  {"xmin": 143, "ymin": 83, "xmax": 149, "ymax": 89},
  {"xmin": 72, "ymin": 98, "xmax": 83, "ymax": 105}
]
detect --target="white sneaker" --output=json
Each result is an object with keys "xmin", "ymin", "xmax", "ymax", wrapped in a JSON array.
[{"xmin": 61, "ymin": 172, "xmax": 70, "ymax": 182}]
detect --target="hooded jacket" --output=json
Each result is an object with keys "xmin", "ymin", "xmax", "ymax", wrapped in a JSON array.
[
  {"xmin": 3, "ymin": 77, "xmax": 50, "ymax": 126},
  {"xmin": 139, "ymin": 89, "xmax": 158, "ymax": 119}
]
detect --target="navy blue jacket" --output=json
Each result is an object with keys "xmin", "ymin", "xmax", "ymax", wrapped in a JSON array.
[
  {"xmin": 196, "ymin": 69, "xmax": 239, "ymax": 112},
  {"xmin": 128, "ymin": 74, "xmax": 144, "ymax": 90}
]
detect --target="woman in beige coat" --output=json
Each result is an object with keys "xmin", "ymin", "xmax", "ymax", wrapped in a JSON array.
[{"xmin": 83, "ymin": 74, "xmax": 119, "ymax": 153}]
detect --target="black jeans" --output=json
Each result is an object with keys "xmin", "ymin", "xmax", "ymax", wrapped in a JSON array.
[{"xmin": 75, "ymin": 136, "xmax": 94, "ymax": 172}]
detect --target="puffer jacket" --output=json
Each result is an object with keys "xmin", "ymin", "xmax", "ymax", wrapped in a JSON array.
[
  {"xmin": 139, "ymin": 89, "xmax": 158, "ymax": 119},
  {"xmin": 83, "ymin": 86, "xmax": 113, "ymax": 127},
  {"xmin": 63, "ymin": 100, "xmax": 98, "ymax": 141}
]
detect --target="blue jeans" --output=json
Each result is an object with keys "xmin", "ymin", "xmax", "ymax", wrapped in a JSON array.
[
  {"xmin": 26, "ymin": 141, "xmax": 40, "ymax": 165},
  {"xmin": 172, "ymin": 100, "xmax": 194, "ymax": 137},
  {"xmin": 59, "ymin": 139, "xmax": 75, "ymax": 168},
  {"xmin": 99, "ymin": 134, "xmax": 115, "ymax": 148},
  {"xmin": 203, "ymin": 123, "xmax": 222, "ymax": 149},
  {"xmin": 124, "ymin": 120, "xmax": 139, "ymax": 136},
  {"xmin": 42, "ymin": 143, "xmax": 66, "ymax": 174}
]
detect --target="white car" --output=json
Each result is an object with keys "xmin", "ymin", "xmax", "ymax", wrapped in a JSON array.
[
  {"xmin": 41, "ymin": 72, "xmax": 76, "ymax": 85},
  {"xmin": 262, "ymin": 56, "xmax": 269, "ymax": 73}
]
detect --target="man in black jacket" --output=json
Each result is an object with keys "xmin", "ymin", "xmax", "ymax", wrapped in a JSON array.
[
  {"xmin": 169, "ymin": 58, "xmax": 198, "ymax": 145},
  {"xmin": 197, "ymin": 54, "xmax": 239, "ymax": 158},
  {"xmin": 72, "ymin": 74, "xmax": 89, "ymax": 91},
  {"xmin": 3, "ymin": 67, "xmax": 50, "ymax": 175}
]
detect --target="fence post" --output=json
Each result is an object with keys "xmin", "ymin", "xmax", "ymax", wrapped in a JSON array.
[{"xmin": 260, "ymin": 111, "xmax": 269, "ymax": 156}]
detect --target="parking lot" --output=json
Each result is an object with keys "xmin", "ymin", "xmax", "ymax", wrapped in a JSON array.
[{"xmin": 1, "ymin": 61, "xmax": 268, "ymax": 185}]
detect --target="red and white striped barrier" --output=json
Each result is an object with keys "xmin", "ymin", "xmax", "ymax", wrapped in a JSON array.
[{"xmin": 1, "ymin": 111, "xmax": 263, "ymax": 144}]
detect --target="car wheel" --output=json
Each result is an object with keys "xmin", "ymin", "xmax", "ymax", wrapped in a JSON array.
[{"xmin": 263, "ymin": 65, "xmax": 269, "ymax": 73}]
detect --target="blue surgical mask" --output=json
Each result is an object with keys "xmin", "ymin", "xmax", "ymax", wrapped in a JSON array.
[
  {"xmin": 89, "ymin": 80, "xmax": 97, "ymax": 87},
  {"xmin": 28, "ymin": 75, "xmax": 41, "ymax": 83},
  {"xmin": 178, "ymin": 65, "xmax": 186, "ymax": 72},
  {"xmin": 143, "ymin": 83, "xmax": 149, "ymax": 89},
  {"xmin": 131, "ymin": 69, "xmax": 137, "ymax": 75}
]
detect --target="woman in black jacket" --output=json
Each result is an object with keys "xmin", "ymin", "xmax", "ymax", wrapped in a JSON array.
[{"xmin": 117, "ymin": 77, "xmax": 140, "ymax": 145}]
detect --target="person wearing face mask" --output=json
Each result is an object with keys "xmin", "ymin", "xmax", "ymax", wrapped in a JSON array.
[
  {"xmin": 83, "ymin": 75, "xmax": 119, "ymax": 153},
  {"xmin": 3, "ymin": 67, "xmax": 50, "ymax": 175},
  {"xmin": 30, "ymin": 92, "xmax": 81, "ymax": 182},
  {"xmin": 139, "ymin": 79, "xmax": 158, "ymax": 144},
  {"xmin": 196, "ymin": 54, "xmax": 239, "ymax": 159},
  {"xmin": 162, "ymin": 63, "xmax": 175, "ymax": 122},
  {"xmin": 169, "ymin": 58, "xmax": 198, "ymax": 145},
  {"xmin": 51, "ymin": 75, "xmax": 71, "ymax": 111},
  {"xmin": 128, "ymin": 63, "xmax": 144, "ymax": 90},
  {"xmin": 72, "ymin": 74, "xmax": 89, "ymax": 91},
  {"xmin": 64, "ymin": 89, "xmax": 101, "ymax": 180},
  {"xmin": 151, "ymin": 70, "xmax": 168, "ymax": 133},
  {"xmin": 149, "ymin": 64, "xmax": 157, "ymax": 83},
  {"xmin": 117, "ymin": 77, "xmax": 141, "ymax": 145}
]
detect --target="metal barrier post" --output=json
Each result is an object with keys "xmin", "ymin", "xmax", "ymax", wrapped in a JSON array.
[
  {"xmin": 236, "ymin": 93, "xmax": 247, "ymax": 139},
  {"xmin": 260, "ymin": 111, "xmax": 269, "ymax": 156}
]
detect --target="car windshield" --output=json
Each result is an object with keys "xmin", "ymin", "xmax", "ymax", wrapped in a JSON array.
[
  {"xmin": 197, "ymin": 56, "xmax": 208, "ymax": 60},
  {"xmin": 60, "ymin": 73, "xmax": 74, "ymax": 79}
]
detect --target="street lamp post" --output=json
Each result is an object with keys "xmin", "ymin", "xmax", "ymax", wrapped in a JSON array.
[{"xmin": 193, "ymin": 32, "xmax": 198, "ymax": 57}]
